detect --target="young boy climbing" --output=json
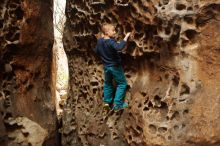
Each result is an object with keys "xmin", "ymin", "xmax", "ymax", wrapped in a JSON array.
[{"xmin": 94, "ymin": 23, "xmax": 131, "ymax": 111}]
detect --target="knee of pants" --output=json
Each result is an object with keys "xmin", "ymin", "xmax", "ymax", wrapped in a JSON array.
[
  {"xmin": 123, "ymin": 81, "xmax": 128, "ymax": 87},
  {"xmin": 119, "ymin": 83, "xmax": 127, "ymax": 89}
]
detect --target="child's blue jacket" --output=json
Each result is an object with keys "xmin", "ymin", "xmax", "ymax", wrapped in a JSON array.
[{"xmin": 94, "ymin": 38, "xmax": 126, "ymax": 67}]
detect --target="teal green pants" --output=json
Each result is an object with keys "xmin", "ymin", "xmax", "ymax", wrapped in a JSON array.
[{"xmin": 103, "ymin": 66, "xmax": 127, "ymax": 106}]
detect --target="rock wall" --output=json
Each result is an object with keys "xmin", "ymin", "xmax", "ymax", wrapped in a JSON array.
[
  {"xmin": 62, "ymin": 0, "xmax": 220, "ymax": 146},
  {"xmin": 0, "ymin": 0, "xmax": 59, "ymax": 145}
]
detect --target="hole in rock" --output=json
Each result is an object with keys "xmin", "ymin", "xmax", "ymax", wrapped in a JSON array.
[
  {"xmin": 15, "ymin": 6, "xmax": 24, "ymax": 20},
  {"xmin": 134, "ymin": 21, "xmax": 143, "ymax": 32},
  {"xmin": 133, "ymin": 0, "xmax": 138, "ymax": 3},
  {"xmin": 3, "ymin": 90, "xmax": 10, "ymax": 96},
  {"xmin": 154, "ymin": 95, "xmax": 161, "ymax": 101},
  {"xmin": 181, "ymin": 39, "xmax": 189, "ymax": 47},
  {"xmin": 143, "ymin": 6, "xmax": 149, "ymax": 12},
  {"xmin": 88, "ymin": 59, "xmax": 93, "ymax": 66},
  {"xmin": 12, "ymin": 0, "xmax": 20, "ymax": 4},
  {"xmin": 136, "ymin": 125, "xmax": 143, "ymax": 133},
  {"xmin": 9, "ymin": 3, "xmax": 17, "ymax": 9},
  {"xmin": 185, "ymin": 29, "xmax": 197, "ymax": 40},
  {"xmin": 183, "ymin": 109, "xmax": 189, "ymax": 115},
  {"xmin": 149, "ymin": 124, "xmax": 157, "ymax": 134},
  {"xmin": 163, "ymin": 0, "xmax": 169, "ymax": 5},
  {"xmin": 172, "ymin": 73, "xmax": 180, "ymax": 86},
  {"xmin": 126, "ymin": 74, "xmax": 131, "ymax": 78},
  {"xmin": 125, "ymin": 24, "xmax": 132, "ymax": 32},
  {"xmin": 138, "ymin": 103, "xmax": 142, "ymax": 108},
  {"xmin": 184, "ymin": 16, "xmax": 194, "ymax": 24},
  {"xmin": 158, "ymin": 127, "xmax": 167, "ymax": 133},
  {"xmin": 171, "ymin": 111, "xmax": 180, "ymax": 120},
  {"xmin": 187, "ymin": 7, "xmax": 193, "ymax": 11},
  {"xmin": 3, "ymin": 112, "xmax": 12, "ymax": 120},
  {"xmin": 14, "ymin": 33, "xmax": 20, "ymax": 41},
  {"xmin": 141, "ymin": 92, "xmax": 147, "ymax": 97},
  {"xmin": 93, "ymin": 88, "xmax": 98, "ymax": 94},
  {"xmin": 127, "ymin": 41, "xmax": 136, "ymax": 53},
  {"xmin": 182, "ymin": 124, "xmax": 186, "ymax": 128},
  {"xmin": 180, "ymin": 83, "xmax": 190, "ymax": 95},
  {"xmin": 0, "ymin": 19, "xmax": 3, "ymax": 29},
  {"xmin": 91, "ymin": 81, "xmax": 98, "ymax": 86},
  {"xmin": 160, "ymin": 101, "xmax": 168, "ymax": 109},
  {"xmin": 165, "ymin": 27, "xmax": 171, "ymax": 35},
  {"xmin": 164, "ymin": 73, "xmax": 169, "ymax": 79},
  {"xmin": 174, "ymin": 125, "xmax": 179, "ymax": 131},
  {"xmin": 5, "ymin": 31, "xmax": 14, "ymax": 41},
  {"xmin": 168, "ymin": 135, "xmax": 172, "ymax": 140},
  {"xmin": 176, "ymin": 3, "xmax": 186, "ymax": 10},
  {"xmin": 143, "ymin": 106, "xmax": 149, "ymax": 111}
]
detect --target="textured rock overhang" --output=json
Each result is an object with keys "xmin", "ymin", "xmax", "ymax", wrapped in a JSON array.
[
  {"xmin": 0, "ymin": 0, "xmax": 59, "ymax": 145},
  {"xmin": 62, "ymin": 0, "xmax": 220, "ymax": 146}
]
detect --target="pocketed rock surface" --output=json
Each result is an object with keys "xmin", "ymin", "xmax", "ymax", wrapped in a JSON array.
[{"xmin": 62, "ymin": 0, "xmax": 220, "ymax": 146}]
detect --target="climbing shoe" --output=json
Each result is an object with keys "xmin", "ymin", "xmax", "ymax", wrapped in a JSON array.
[
  {"xmin": 113, "ymin": 102, "xmax": 128, "ymax": 111},
  {"xmin": 103, "ymin": 103, "xmax": 111, "ymax": 111}
]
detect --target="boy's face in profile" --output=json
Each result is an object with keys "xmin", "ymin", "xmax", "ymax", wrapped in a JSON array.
[{"xmin": 106, "ymin": 26, "xmax": 116, "ymax": 38}]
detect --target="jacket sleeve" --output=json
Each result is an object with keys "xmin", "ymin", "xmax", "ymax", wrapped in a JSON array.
[
  {"xmin": 93, "ymin": 40, "xmax": 99, "ymax": 54},
  {"xmin": 108, "ymin": 39, "xmax": 126, "ymax": 51}
]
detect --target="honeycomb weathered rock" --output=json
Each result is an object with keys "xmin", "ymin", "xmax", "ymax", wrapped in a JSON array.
[{"xmin": 62, "ymin": 0, "xmax": 220, "ymax": 146}]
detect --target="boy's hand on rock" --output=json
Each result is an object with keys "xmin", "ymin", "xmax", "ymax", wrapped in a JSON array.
[
  {"xmin": 126, "ymin": 32, "xmax": 131, "ymax": 37},
  {"xmin": 124, "ymin": 32, "xmax": 131, "ymax": 41}
]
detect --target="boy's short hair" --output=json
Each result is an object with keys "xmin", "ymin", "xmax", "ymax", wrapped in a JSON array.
[{"xmin": 101, "ymin": 23, "xmax": 115, "ymax": 35}]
